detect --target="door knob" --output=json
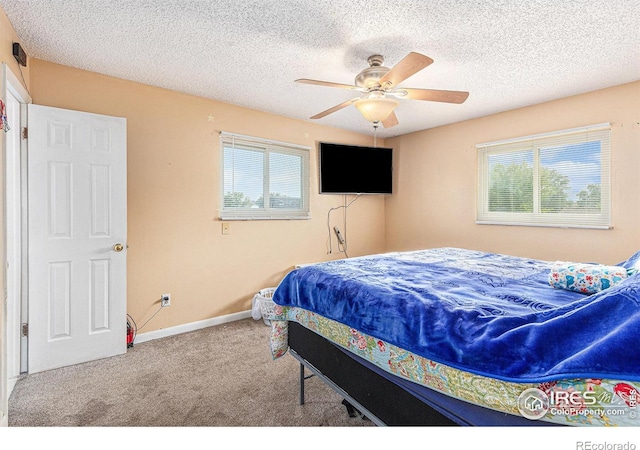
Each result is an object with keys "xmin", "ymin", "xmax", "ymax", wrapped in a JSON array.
[{"xmin": 113, "ymin": 243, "xmax": 124, "ymax": 252}]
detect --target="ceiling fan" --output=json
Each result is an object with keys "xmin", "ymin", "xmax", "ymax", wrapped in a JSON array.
[{"xmin": 295, "ymin": 52, "xmax": 469, "ymax": 128}]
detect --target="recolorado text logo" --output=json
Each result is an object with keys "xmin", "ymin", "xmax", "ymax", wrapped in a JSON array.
[{"xmin": 576, "ymin": 442, "xmax": 636, "ymax": 450}]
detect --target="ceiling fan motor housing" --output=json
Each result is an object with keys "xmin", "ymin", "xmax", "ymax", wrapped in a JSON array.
[{"xmin": 355, "ymin": 55, "xmax": 390, "ymax": 89}]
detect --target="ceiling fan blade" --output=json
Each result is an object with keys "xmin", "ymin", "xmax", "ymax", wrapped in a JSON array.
[
  {"xmin": 402, "ymin": 88, "xmax": 469, "ymax": 104},
  {"xmin": 381, "ymin": 111, "xmax": 399, "ymax": 128},
  {"xmin": 379, "ymin": 52, "xmax": 434, "ymax": 88},
  {"xmin": 310, "ymin": 98, "xmax": 360, "ymax": 119},
  {"xmin": 295, "ymin": 78, "xmax": 361, "ymax": 90}
]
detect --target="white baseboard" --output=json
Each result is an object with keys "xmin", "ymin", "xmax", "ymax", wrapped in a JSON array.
[
  {"xmin": 7, "ymin": 377, "xmax": 17, "ymax": 399},
  {"xmin": 133, "ymin": 310, "xmax": 253, "ymax": 345}
]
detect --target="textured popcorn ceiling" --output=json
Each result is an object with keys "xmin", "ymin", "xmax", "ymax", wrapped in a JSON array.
[{"xmin": 1, "ymin": 0, "xmax": 639, "ymax": 138}]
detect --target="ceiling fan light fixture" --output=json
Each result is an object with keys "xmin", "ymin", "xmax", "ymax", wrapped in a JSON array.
[{"xmin": 354, "ymin": 96, "xmax": 399, "ymax": 123}]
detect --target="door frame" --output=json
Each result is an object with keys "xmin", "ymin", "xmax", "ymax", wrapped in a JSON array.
[{"xmin": 2, "ymin": 62, "xmax": 31, "ymax": 421}]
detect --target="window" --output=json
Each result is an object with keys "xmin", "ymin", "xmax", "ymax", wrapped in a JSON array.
[
  {"xmin": 220, "ymin": 132, "xmax": 310, "ymax": 220},
  {"xmin": 476, "ymin": 123, "xmax": 611, "ymax": 229}
]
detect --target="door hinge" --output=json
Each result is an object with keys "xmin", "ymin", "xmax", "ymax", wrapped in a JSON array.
[
  {"xmin": 21, "ymin": 323, "xmax": 28, "ymax": 337},
  {"xmin": 22, "ymin": 126, "xmax": 28, "ymax": 139}
]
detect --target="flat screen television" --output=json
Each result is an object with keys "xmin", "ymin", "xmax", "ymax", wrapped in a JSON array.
[{"xmin": 319, "ymin": 142, "xmax": 393, "ymax": 194}]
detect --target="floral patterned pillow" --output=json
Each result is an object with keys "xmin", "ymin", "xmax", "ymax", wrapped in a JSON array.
[{"xmin": 548, "ymin": 262, "xmax": 629, "ymax": 294}]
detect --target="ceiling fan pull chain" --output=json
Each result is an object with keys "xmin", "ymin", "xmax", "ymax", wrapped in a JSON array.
[{"xmin": 373, "ymin": 122, "xmax": 378, "ymax": 147}]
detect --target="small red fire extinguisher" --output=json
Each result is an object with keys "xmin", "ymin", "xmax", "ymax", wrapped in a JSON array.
[{"xmin": 126, "ymin": 315, "xmax": 136, "ymax": 348}]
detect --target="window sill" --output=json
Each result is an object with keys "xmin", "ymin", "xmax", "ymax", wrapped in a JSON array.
[
  {"xmin": 475, "ymin": 220, "xmax": 612, "ymax": 230},
  {"xmin": 220, "ymin": 214, "xmax": 311, "ymax": 221}
]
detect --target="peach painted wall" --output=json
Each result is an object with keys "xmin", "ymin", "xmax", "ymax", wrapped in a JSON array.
[
  {"xmin": 28, "ymin": 59, "xmax": 387, "ymax": 332},
  {"xmin": 385, "ymin": 81, "xmax": 640, "ymax": 265}
]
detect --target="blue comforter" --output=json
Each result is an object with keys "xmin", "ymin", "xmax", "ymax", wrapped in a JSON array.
[{"xmin": 273, "ymin": 248, "xmax": 640, "ymax": 383}]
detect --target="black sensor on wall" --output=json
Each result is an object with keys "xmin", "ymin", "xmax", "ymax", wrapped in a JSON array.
[{"xmin": 13, "ymin": 42, "xmax": 27, "ymax": 67}]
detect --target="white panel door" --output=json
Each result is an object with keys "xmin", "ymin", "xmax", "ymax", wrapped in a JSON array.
[{"xmin": 27, "ymin": 104, "xmax": 127, "ymax": 373}]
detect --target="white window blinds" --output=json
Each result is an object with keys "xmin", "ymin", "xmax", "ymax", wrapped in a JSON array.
[
  {"xmin": 220, "ymin": 132, "xmax": 310, "ymax": 220},
  {"xmin": 477, "ymin": 123, "xmax": 611, "ymax": 229}
]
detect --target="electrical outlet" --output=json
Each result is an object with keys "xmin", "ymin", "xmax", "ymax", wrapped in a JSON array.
[{"xmin": 161, "ymin": 293, "xmax": 171, "ymax": 307}]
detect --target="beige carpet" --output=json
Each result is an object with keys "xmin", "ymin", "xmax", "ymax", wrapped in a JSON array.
[
  {"xmin": 8, "ymin": 317, "xmax": 374, "ymax": 427},
  {"xmin": 8, "ymin": 318, "xmax": 603, "ymax": 449}
]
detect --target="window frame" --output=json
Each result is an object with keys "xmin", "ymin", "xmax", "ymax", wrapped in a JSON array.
[
  {"xmin": 219, "ymin": 131, "xmax": 310, "ymax": 220},
  {"xmin": 476, "ymin": 123, "xmax": 611, "ymax": 229}
]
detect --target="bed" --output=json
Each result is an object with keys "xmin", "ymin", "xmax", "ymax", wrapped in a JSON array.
[{"xmin": 264, "ymin": 247, "xmax": 640, "ymax": 426}]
